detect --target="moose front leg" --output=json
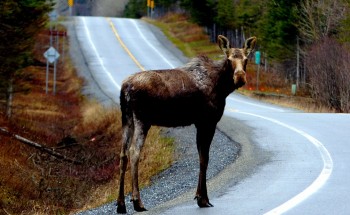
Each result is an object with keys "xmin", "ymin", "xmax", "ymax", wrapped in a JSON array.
[
  {"xmin": 195, "ymin": 123, "xmax": 216, "ymax": 207},
  {"xmin": 129, "ymin": 119, "xmax": 150, "ymax": 212}
]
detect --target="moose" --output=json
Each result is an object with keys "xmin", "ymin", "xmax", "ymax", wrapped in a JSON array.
[{"xmin": 116, "ymin": 35, "xmax": 256, "ymax": 213}]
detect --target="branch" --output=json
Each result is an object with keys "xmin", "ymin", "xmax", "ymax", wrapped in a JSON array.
[{"xmin": 0, "ymin": 127, "xmax": 83, "ymax": 165}]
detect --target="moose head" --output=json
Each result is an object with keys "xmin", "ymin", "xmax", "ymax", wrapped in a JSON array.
[{"xmin": 218, "ymin": 35, "xmax": 257, "ymax": 88}]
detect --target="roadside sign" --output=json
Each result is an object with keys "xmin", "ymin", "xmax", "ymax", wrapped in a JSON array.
[
  {"xmin": 255, "ymin": 51, "xmax": 261, "ymax": 65},
  {"xmin": 44, "ymin": 46, "xmax": 60, "ymax": 63},
  {"xmin": 68, "ymin": 0, "xmax": 74, "ymax": 7}
]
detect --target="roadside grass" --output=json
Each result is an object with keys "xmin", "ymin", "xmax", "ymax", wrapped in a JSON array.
[
  {"xmin": 145, "ymin": 13, "xmax": 332, "ymax": 113},
  {"xmin": 0, "ymin": 24, "xmax": 174, "ymax": 214},
  {"xmin": 239, "ymin": 90, "xmax": 336, "ymax": 113},
  {"xmin": 144, "ymin": 14, "xmax": 220, "ymax": 59}
]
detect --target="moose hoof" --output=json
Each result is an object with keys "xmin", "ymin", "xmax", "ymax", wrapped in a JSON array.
[
  {"xmin": 195, "ymin": 196, "xmax": 214, "ymax": 208},
  {"xmin": 131, "ymin": 199, "xmax": 148, "ymax": 212},
  {"xmin": 116, "ymin": 202, "xmax": 127, "ymax": 214}
]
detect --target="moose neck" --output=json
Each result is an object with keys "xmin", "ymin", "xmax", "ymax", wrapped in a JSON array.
[{"xmin": 214, "ymin": 58, "xmax": 236, "ymax": 99}]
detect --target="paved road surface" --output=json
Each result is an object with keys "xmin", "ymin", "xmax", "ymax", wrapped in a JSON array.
[{"xmin": 74, "ymin": 16, "xmax": 350, "ymax": 215}]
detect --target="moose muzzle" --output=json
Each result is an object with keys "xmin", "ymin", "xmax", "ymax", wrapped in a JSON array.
[{"xmin": 234, "ymin": 70, "xmax": 247, "ymax": 88}]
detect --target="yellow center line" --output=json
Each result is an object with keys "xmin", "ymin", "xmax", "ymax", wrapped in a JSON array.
[{"xmin": 106, "ymin": 17, "xmax": 145, "ymax": 71}]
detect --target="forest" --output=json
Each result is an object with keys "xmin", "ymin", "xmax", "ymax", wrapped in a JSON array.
[{"xmin": 125, "ymin": 0, "xmax": 350, "ymax": 112}]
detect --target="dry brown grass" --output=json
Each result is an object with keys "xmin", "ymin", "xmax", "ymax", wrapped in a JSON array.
[
  {"xmin": 240, "ymin": 90, "xmax": 336, "ymax": 113},
  {"xmin": 0, "ymin": 25, "xmax": 174, "ymax": 214}
]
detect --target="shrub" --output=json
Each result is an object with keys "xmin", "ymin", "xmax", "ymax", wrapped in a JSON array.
[{"xmin": 305, "ymin": 38, "xmax": 350, "ymax": 112}]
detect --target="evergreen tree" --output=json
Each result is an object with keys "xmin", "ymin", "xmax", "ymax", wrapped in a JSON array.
[
  {"xmin": 235, "ymin": 0, "xmax": 263, "ymax": 35},
  {"xmin": 338, "ymin": 13, "xmax": 350, "ymax": 43},
  {"xmin": 215, "ymin": 0, "xmax": 236, "ymax": 28},
  {"xmin": 158, "ymin": 0, "xmax": 178, "ymax": 8},
  {"xmin": 180, "ymin": 0, "xmax": 217, "ymax": 26},
  {"xmin": 258, "ymin": 0, "xmax": 299, "ymax": 60},
  {"xmin": 123, "ymin": 0, "xmax": 147, "ymax": 18},
  {"xmin": 0, "ymin": 0, "xmax": 52, "ymax": 117}
]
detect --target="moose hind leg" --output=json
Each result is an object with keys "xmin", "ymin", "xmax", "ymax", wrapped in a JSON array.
[
  {"xmin": 195, "ymin": 123, "xmax": 216, "ymax": 208},
  {"xmin": 129, "ymin": 118, "xmax": 150, "ymax": 212},
  {"xmin": 117, "ymin": 117, "xmax": 134, "ymax": 214}
]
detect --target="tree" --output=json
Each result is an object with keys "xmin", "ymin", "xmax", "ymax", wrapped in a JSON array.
[
  {"xmin": 258, "ymin": 0, "xmax": 300, "ymax": 61},
  {"xmin": 338, "ymin": 11, "xmax": 350, "ymax": 43},
  {"xmin": 215, "ymin": 0, "xmax": 236, "ymax": 28},
  {"xmin": 298, "ymin": 0, "xmax": 348, "ymax": 44},
  {"xmin": 235, "ymin": 0, "xmax": 263, "ymax": 35},
  {"xmin": 123, "ymin": 0, "xmax": 147, "ymax": 18},
  {"xmin": 0, "ymin": 0, "xmax": 52, "ymax": 118},
  {"xmin": 155, "ymin": 0, "xmax": 179, "ymax": 16},
  {"xmin": 158, "ymin": 0, "xmax": 178, "ymax": 8},
  {"xmin": 180, "ymin": 0, "xmax": 217, "ymax": 27},
  {"xmin": 306, "ymin": 37, "xmax": 350, "ymax": 112}
]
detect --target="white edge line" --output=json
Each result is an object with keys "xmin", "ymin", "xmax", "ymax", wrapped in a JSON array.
[
  {"xmin": 82, "ymin": 17, "xmax": 121, "ymax": 90},
  {"xmin": 131, "ymin": 19, "xmax": 176, "ymax": 69},
  {"xmin": 228, "ymin": 96, "xmax": 285, "ymax": 112},
  {"xmin": 233, "ymin": 110, "xmax": 333, "ymax": 214}
]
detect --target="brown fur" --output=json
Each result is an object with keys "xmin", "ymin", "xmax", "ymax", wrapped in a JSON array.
[{"xmin": 116, "ymin": 35, "xmax": 256, "ymax": 213}]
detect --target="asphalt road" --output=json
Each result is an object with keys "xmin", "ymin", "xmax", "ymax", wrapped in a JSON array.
[{"xmin": 73, "ymin": 16, "xmax": 350, "ymax": 215}]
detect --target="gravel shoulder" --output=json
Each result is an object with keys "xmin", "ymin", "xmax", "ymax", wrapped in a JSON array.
[{"xmin": 67, "ymin": 17, "xmax": 265, "ymax": 215}]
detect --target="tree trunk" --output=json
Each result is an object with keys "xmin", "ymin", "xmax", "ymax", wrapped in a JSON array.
[{"xmin": 6, "ymin": 78, "xmax": 13, "ymax": 119}]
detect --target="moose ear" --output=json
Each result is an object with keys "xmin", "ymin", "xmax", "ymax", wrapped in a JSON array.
[
  {"xmin": 218, "ymin": 35, "xmax": 230, "ymax": 57},
  {"xmin": 243, "ymin": 36, "xmax": 257, "ymax": 57}
]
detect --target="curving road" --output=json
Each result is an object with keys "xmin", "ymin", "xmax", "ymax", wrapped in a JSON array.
[{"xmin": 73, "ymin": 16, "xmax": 350, "ymax": 214}]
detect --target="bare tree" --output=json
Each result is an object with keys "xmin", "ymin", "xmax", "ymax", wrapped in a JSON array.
[
  {"xmin": 299, "ymin": 0, "xmax": 346, "ymax": 43},
  {"xmin": 306, "ymin": 38, "xmax": 350, "ymax": 112}
]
